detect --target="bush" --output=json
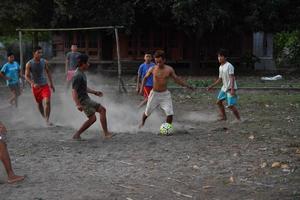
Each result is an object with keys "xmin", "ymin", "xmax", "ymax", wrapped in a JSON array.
[{"xmin": 274, "ymin": 31, "xmax": 300, "ymax": 68}]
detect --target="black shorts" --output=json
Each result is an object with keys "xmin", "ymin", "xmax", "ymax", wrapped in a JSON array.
[{"xmin": 8, "ymin": 83, "xmax": 21, "ymax": 96}]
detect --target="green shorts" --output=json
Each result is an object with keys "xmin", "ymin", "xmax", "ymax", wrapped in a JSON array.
[{"xmin": 81, "ymin": 98, "xmax": 101, "ymax": 117}]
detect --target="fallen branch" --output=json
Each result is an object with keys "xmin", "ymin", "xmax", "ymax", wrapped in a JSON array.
[{"xmin": 171, "ymin": 188, "xmax": 193, "ymax": 198}]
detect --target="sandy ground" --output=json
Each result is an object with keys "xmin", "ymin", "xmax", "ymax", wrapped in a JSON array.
[{"xmin": 0, "ymin": 74, "xmax": 299, "ymax": 200}]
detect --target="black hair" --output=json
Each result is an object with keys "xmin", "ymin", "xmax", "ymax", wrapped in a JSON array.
[
  {"xmin": 77, "ymin": 54, "xmax": 89, "ymax": 64},
  {"xmin": 217, "ymin": 49, "xmax": 228, "ymax": 58},
  {"xmin": 33, "ymin": 46, "xmax": 42, "ymax": 53},
  {"xmin": 144, "ymin": 51, "xmax": 153, "ymax": 56},
  {"xmin": 7, "ymin": 52, "xmax": 14, "ymax": 57},
  {"xmin": 154, "ymin": 50, "xmax": 165, "ymax": 59}
]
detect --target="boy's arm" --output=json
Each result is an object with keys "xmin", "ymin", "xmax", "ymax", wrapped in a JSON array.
[
  {"xmin": 87, "ymin": 87, "xmax": 103, "ymax": 97},
  {"xmin": 229, "ymin": 75, "xmax": 235, "ymax": 95},
  {"xmin": 72, "ymin": 89, "xmax": 83, "ymax": 111},
  {"xmin": 136, "ymin": 74, "xmax": 141, "ymax": 93},
  {"xmin": 139, "ymin": 67, "xmax": 153, "ymax": 94},
  {"xmin": 0, "ymin": 72, "xmax": 10, "ymax": 80},
  {"xmin": 25, "ymin": 62, "xmax": 35, "ymax": 87},
  {"xmin": 65, "ymin": 59, "xmax": 69, "ymax": 75},
  {"xmin": 170, "ymin": 67, "xmax": 193, "ymax": 89},
  {"xmin": 44, "ymin": 60, "xmax": 55, "ymax": 92},
  {"xmin": 207, "ymin": 78, "xmax": 222, "ymax": 90}
]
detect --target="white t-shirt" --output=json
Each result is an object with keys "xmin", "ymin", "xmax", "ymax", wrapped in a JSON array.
[{"xmin": 219, "ymin": 62, "xmax": 238, "ymax": 92}]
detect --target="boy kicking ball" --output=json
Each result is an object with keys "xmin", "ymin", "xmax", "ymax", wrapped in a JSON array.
[
  {"xmin": 207, "ymin": 49, "xmax": 241, "ymax": 122},
  {"xmin": 72, "ymin": 54, "xmax": 112, "ymax": 140},
  {"xmin": 0, "ymin": 122, "xmax": 25, "ymax": 184}
]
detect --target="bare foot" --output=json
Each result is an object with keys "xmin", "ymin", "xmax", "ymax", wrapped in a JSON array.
[
  {"xmin": 138, "ymin": 123, "xmax": 144, "ymax": 129},
  {"xmin": 46, "ymin": 121, "xmax": 54, "ymax": 127},
  {"xmin": 72, "ymin": 134, "xmax": 82, "ymax": 140},
  {"xmin": 7, "ymin": 175, "xmax": 25, "ymax": 184},
  {"xmin": 103, "ymin": 132, "xmax": 113, "ymax": 139},
  {"xmin": 215, "ymin": 117, "xmax": 227, "ymax": 122}
]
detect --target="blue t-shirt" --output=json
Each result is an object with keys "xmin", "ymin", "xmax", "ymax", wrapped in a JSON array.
[
  {"xmin": 138, "ymin": 62, "xmax": 155, "ymax": 87},
  {"xmin": 0, "ymin": 61, "xmax": 20, "ymax": 85}
]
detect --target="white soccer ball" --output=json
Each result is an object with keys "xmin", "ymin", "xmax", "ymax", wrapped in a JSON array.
[{"xmin": 160, "ymin": 123, "xmax": 173, "ymax": 135}]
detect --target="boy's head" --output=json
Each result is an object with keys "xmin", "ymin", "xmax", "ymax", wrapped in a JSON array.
[
  {"xmin": 33, "ymin": 46, "xmax": 43, "ymax": 59},
  {"xmin": 217, "ymin": 49, "xmax": 228, "ymax": 64},
  {"xmin": 144, "ymin": 52, "xmax": 152, "ymax": 63},
  {"xmin": 71, "ymin": 44, "xmax": 78, "ymax": 52},
  {"xmin": 77, "ymin": 54, "xmax": 89, "ymax": 70},
  {"xmin": 154, "ymin": 50, "xmax": 166, "ymax": 67},
  {"xmin": 7, "ymin": 52, "xmax": 15, "ymax": 63}
]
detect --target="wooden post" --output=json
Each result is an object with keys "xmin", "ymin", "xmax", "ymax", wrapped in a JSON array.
[
  {"xmin": 18, "ymin": 31, "xmax": 23, "ymax": 72},
  {"xmin": 114, "ymin": 28, "xmax": 122, "ymax": 92}
]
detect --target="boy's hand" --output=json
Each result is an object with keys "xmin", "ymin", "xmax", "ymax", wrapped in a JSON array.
[
  {"xmin": 0, "ymin": 122, "xmax": 7, "ymax": 133},
  {"xmin": 207, "ymin": 86, "xmax": 213, "ymax": 91},
  {"xmin": 230, "ymin": 89, "xmax": 235, "ymax": 96},
  {"xmin": 31, "ymin": 83, "xmax": 39, "ymax": 88},
  {"xmin": 139, "ymin": 88, "xmax": 143, "ymax": 96},
  {"xmin": 77, "ymin": 105, "xmax": 83, "ymax": 112},
  {"xmin": 136, "ymin": 86, "xmax": 140, "ymax": 94},
  {"xmin": 94, "ymin": 91, "xmax": 103, "ymax": 97},
  {"xmin": 50, "ymin": 84, "xmax": 55, "ymax": 93},
  {"xmin": 187, "ymin": 85, "xmax": 195, "ymax": 91}
]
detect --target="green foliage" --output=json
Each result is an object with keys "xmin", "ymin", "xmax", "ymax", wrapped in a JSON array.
[
  {"xmin": 274, "ymin": 30, "xmax": 300, "ymax": 67},
  {"xmin": 187, "ymin": 79, "xmax": 213, "ymax": 87},
  {"xmin": 240, "ymin": 51, "xmax": 260, "ymax": 69}
]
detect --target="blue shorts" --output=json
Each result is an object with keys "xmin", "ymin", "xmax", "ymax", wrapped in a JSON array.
[{"xmin": 217, "ymin": 90, "xmax": 238, "ymax": 107}]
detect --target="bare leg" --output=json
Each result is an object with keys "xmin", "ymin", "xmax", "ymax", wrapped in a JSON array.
[
  {"xmin": 166, "ymin": 115, "xmax": 173, "ymax": 124},
  {"xmin": 139, "ymin": 113, "xmax": 148, "ymax": 128},
  {"xmin": 217, "ymin": 100, "xmax": 227, "ymax": 120},
  {"xmin": 8, "ymin": 89, "xmax": 16, "ymax": 106},
  {"xmin": 73, "ymin": 114, "xmax": 97, "ymax": 139},
  {"xmin": 0, "ymin": 142, "xmax": 24, "ymax": 184},
  {"xmin": 97, "ymin": 106, "xmax": 112, "ymax": 138},
  {"xmin": 37, "ymin": 102, "xmax": 45, "ymax": 118},
  {"xmin": 138, "ymin": 99, "xmax": 148, "ymax": 108},
  {"xmin": 44, "ymin": 98, "xmax": 51, "ymax": 125},
  {"xmin": 229, "ymin": 105, "xmax": 241, "ymax": 120}
]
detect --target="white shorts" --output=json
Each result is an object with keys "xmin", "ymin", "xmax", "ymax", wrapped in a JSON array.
[{"xmin": 145, "ymin": 90, "xmax": 174, "ymax": 116}]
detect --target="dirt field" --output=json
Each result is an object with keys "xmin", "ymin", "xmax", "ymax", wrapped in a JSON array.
[{"xmin": 0, "ymin": 74, "xmax": 299, "ymax": 200}]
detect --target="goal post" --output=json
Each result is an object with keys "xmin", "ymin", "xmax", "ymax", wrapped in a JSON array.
[{"xmin": 16, "ymin": 26, "xmax": 127, "ymax": 93}]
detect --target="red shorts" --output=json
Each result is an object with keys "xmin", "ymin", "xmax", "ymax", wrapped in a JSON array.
[
  {"xmin": 32, "ymin": 84, "xmax": 51, "ymax": 103},
  {"xmin": 143, "ymin": 86, "xmax": 152, "ymax": 99},
  {"xmin": 66, "ymin": 70, "xmax": 76, "ymax": 81}
]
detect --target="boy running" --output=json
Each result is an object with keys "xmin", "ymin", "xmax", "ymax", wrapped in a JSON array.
[
  {"xmin": 136, "ymin": 53, "xmax": 155, "ymax": 107},
  {"xmin": 72, "ymin": 54, "xmax": 112, "ymax": 140},
  {"xmin": 0, "ymin": 53, "xmax": 22, "ymax": 107},
  {"xmin": 207, "ymin": 49, "xmax": 241, "ymax": 122},
  {"xmin": 139, "ymin": 50, "xmax": 193, "ymax": 128},
  {"xmin": 0, "ymin": 122, "xmax": 25, "ymax": 183},
  {"xmin": 65, "ymin": 44, "xmax": 81, "ymax": 89},
  {"xmin": 25, "ymin": 46, "xmax": 55, "ymax": 126}
]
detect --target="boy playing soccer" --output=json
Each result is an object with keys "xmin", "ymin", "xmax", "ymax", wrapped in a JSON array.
[
  {"xmin": 0, "ymin": 53, "xmax": 22, "ymax": 107},
  {"xmin": 25, "ymin": 46, "xmax": 55, "ymax": 126},
  {"xmin": 136, "ymin": 52, "xmax": 155, "ymax": 107},
  {"xmin": 65, "ymin": 44, "xmax": 81, "ymax": 89},
  {"xmin": 207, "ymin": 49, "xmax": 241, "ymax": 122},
  {"xmin": 0, "ymin": 122, "xmax": 25, "ymax": 184},
  {"xmin": 72, "ymin": 54, "xmax": 112, "ymax": 140},
  {"xmin": 139, "ymin": 50, "xmax": 193, "ymax": 128}
]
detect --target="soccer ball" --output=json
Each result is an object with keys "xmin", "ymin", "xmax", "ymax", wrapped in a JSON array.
[{"xmin": 160, "ymin": 123, "xmax": 173, "ymax": 135}]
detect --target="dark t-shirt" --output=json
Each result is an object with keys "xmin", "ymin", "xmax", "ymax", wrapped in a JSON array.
[
  {"xmin": 66, "ymin": 52, "xmax": 81, "ymax": 70},
  {"xmin": 72, "ymin": 69, "xmax": 89, "ymax": 102}
]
